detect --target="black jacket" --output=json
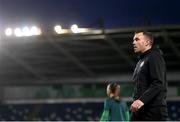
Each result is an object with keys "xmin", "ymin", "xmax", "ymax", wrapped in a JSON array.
[{"xmin": 131, "ymin": 48, "xmax": 168, "ymax": 120}]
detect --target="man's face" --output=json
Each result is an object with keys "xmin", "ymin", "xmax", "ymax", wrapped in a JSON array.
[{"xmin": 133, "ymin": 32, "xmax": 149, "ymax": 53}]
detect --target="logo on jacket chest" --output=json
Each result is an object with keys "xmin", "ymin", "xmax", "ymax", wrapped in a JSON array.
[
  {"xmin": 140, "ymin": 61, "xmax": 144, "ymax": 68},
  {"xmin": 137, "ymin": 61, "xmax": 145, "ymax": 73}
]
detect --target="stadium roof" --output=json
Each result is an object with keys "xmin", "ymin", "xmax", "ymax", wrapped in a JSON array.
[{"xmin": 1, "ymin": 25, "xmax": 180, "ymax": 85}]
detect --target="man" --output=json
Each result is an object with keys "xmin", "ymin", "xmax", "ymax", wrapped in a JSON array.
[
  {"xmin": 130, "ymin": 31, "xmax": 168, "ymax": 120},
  {"xmin": 100, "ymin": 82, "xmax": 129, "ymax": 121}
]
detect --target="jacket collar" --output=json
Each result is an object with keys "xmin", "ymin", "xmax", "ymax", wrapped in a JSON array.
[{"xmin": 139, "ymin": 48, "xmax": 152, "ymax": 59}]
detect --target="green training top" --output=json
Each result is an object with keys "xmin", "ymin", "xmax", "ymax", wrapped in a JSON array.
[{"xmin": 100, "ymin": 97, "xmax": 129, "ymax": 121}]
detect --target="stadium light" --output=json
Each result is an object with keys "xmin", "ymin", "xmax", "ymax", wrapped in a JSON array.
[
  {"xmin": 30, "ymin": 26, "xmax": 41, "ymax": 35},
  {"xmin": 71, "ymin": 24, "xmax": 79, "ymax": 33},
  {"xmin": 14, "ymin": 28, "xmax": 22, "ymax": 37},
  {"xmin": 5, "ymin": 28, "xmax": 13, "ymax": 36},
  {"xmin": 54, "ymin": 25, "xmax": 63, "ymax": 34},
  {"xmin": 22, "ymin": 26, "xmax": 31, "ymax": 36}
]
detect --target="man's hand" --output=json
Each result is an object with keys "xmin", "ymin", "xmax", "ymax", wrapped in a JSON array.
[{"xmin": 130, "ymin": 99, "xmax": 144, "ymax": 112}]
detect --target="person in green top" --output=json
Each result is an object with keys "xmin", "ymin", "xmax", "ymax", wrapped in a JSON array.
[{"xmin": 100, "ymin": 82, "xmax": 129, "ymax": 121}]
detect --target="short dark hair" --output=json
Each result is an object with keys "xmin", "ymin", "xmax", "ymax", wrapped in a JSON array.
[{"xmin": 135, "ymin": 30, "xmax": 154, "ymax": 45}]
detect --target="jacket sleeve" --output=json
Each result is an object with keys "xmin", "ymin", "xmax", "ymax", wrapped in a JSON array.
[
  {"xmin": 100, "ymin": 99, "xmax": 110, "ymax": 121},
  {"xmin": 124, "ymin": 102, "xmax": 130, "ymax": 121},
  {"xmin": 139, "ymin": 53, "xmax": 165, "ymax": 104},
  {"xmin": 100, "ymin": 110, "xmax": 109, "ymax": 122}
]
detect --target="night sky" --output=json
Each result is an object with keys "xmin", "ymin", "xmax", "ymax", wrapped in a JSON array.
[{"xmin": 0, "ymin": 0, "xmax": 180, "ymax": 29}]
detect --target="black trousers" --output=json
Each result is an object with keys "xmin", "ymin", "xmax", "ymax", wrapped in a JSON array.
[{"xmin": 130, "ymin": 106, "xmax": 168, "ymax": 121}]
